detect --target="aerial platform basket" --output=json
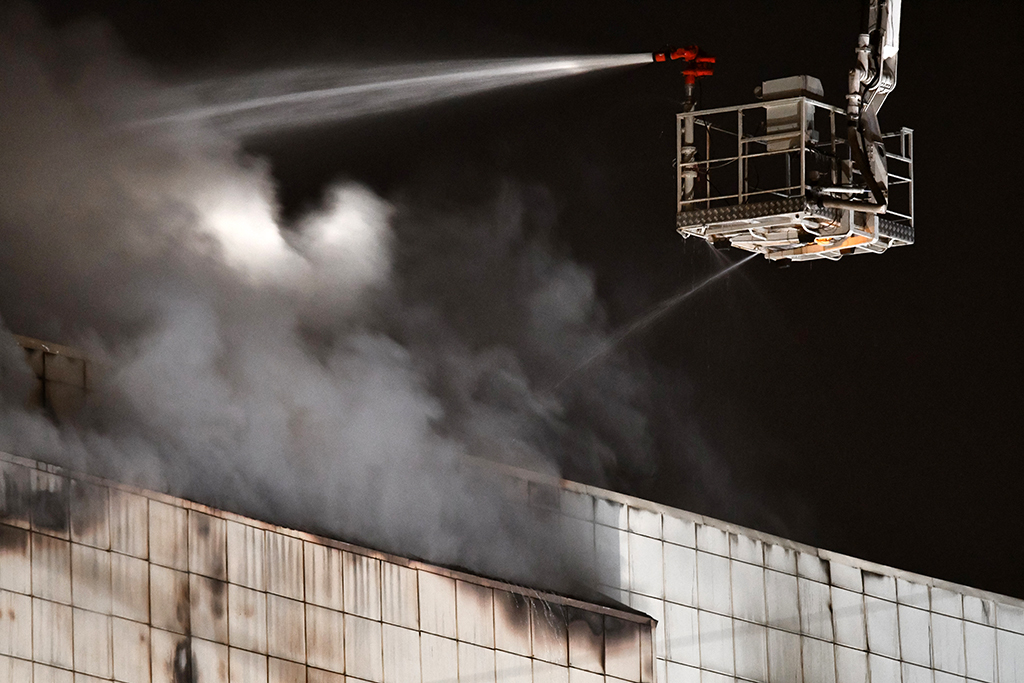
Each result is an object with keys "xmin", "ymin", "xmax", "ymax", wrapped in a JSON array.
[{"xmin": 676, "ymin": 77, "xmax": 914, "ymax": 262}]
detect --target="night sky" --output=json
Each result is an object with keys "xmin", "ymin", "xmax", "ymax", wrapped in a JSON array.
[{"xmin": 29, "ymin": 0, "xmax": 1023, "ymax": 599}]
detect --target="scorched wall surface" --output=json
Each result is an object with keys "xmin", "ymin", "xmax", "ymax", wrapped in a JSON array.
[
  {"xmin": 488, "ymin": 467, "xmax": 1024, "ymax": 683},
  {"xmin": 0, "ymin": 451, "xmax": 655, "ymax": 683}
]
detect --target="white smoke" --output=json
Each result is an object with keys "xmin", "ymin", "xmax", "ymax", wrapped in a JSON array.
[{"xmin": 0, "ymin": 5, "xmax": 662, "ymax": 588}]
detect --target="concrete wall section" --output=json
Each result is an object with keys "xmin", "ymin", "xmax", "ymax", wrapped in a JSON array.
[{"xmin": 0, "ymin": 451, "xmax": 655, "ymax": 683}]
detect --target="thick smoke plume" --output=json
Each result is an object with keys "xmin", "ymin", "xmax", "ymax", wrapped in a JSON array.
[{"xmin": 0, "ymin": 6, "xmax": 658, "ymax": 590}]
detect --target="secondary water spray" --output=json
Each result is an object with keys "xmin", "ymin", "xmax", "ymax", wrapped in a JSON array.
[
  {"xmin": 138, "ymin": 54, "xmax": 652, "ymax": 135},
  {"xmin": 553, "ymin": 254, "xmax": 756, "ymax": 390}
]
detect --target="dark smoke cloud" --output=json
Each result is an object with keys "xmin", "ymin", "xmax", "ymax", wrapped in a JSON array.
[{"xmin": 0, "ymin": 4, "xmax": 664, "ymax": 590}]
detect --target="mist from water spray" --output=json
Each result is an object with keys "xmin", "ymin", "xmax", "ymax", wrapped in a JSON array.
[
  {"xmin": 138, "ymin": 54, "xmax": 652, "ymax": 135},
  {"xmin": 554, "ymin": 253, "xmax": 756, "ymax": 389}
]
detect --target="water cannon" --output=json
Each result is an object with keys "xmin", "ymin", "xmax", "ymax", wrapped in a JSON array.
[{"xmin": 653, "ymin": 46, "xmax": 715, "ymax": 111}]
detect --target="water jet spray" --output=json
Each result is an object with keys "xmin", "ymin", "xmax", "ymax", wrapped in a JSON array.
[{"xmin": 552, "ymin": 254, "xmax": 755, "ymax": 391}]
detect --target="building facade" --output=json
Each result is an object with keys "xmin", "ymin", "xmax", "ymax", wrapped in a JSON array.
[
  {"xmin": 0, "ymin": 451, "xmax": 655, "ymax": 683},
  {"xmin": 2, "ymin": 338, "xmax": 1023, "ymax": 683}
]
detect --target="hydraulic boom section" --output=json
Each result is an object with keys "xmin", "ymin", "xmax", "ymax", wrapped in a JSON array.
[{"xmin": 673, "ymin": 0, "xmax": 913, "ymax": 262}]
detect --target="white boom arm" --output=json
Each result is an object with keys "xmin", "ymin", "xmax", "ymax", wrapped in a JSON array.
[{"xmin": 846, "ymin": 0, "xmax": 902, "ymax": 207}]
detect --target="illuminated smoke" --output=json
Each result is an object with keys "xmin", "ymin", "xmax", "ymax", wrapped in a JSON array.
[{"xmin": 0, "ymin": 6, "xmax": 658, "ymax": 590}]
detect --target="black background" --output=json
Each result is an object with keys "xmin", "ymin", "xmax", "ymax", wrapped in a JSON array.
[{"xmin": 32, "ymin": 0, "xmax": 1023, "ymax": 598}]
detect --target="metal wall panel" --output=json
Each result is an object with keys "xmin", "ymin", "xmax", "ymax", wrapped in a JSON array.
[
  {"xmin": 71, "ymin": 543, "xmax": 111, "ymax": 613},
  {"xmin": 109, "ymin": 488, "xmax": 149, "ymax": 559},
  {"xmin": 32, "ymin": 597, "xmax": 73, "ymax": 668},
  {"xmin": 344, "ymin": 551, "xmax": 381, "ymax": 620},
  {"xmin": 227, "ymin": 521, "xmax": 266, "ymax": 591},
  {"xmin": 456, "ymin": 580, "xmax": 495, "ymax": 648},
  {"xmin": 381, "ymin": 561, "xmax": 418, "ymax": 630},
  {"xmin": 190, "ymin": 573, "xmax": 228, "ymax": 643},
  {"xmin": 305, "ymin": 604, "xmax": 345, "ymax": 673},
  {"xmin": 266, "ymin": 531, "xmax": 303, "ymax": 601},
  {"xmin": 112, "ymin": 616, "xmax": 150, "ymax": 683},
  {"xmin": 420, "ymin": 632, "xmax": 458, "ymax": 683},
  {"xmin": 345, "ymin": 614, "xmax": 383, "ymax": 682},
  {"xmin": 305, "ymin": 542, "xmax": 344, "ymax": 611},
  {"xmin": 418, "ymin": 571, "xmax": 457, "ymax": 639},
  {"xmin": 733, "ymin": 619, "xmax": 767, "ymax": 682},
  {"xmin": 10, "ymin": 447, "xmax": 1021, "ymax": 683},
  {"xmin": 111, "ymin": 552, "xmax": 150, "ymax": 623},
  {"xmin": 229, "ymin": 582, "xmax": 268, "ymax": 653},
  {"xmin": 268, "ymin": 594, "xmax": 306, "ymax": 663},
  {"xmin": 382, "ymin": 623, "xmax": 420, "ymax": 683},
  {"xmin": 73, "ymin": 607, "xmax": 112, "ymax": 678},
  {"xmin": 148, "ymin": 500, "xmax": 187, "ymax": 570},
  {"xmin": 494, "ymin": 589, "xmax": 531, "ymax": 657},
  {"xmin": 190, "ymin": 511, "xmax": 227, "ymax": 581},
  {"xmin": 230, "ymin": 646, "xmax": 268, "ymax": 683},
  {"xmin": 801, "ymin": 635, "xmax": 836, "ymax": 683},
  {"xmin": 0, "ymin": 590, "xmax": 32, "ymax": 659}
]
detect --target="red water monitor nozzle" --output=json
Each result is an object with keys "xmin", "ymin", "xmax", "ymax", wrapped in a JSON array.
[{"xmin": 652, "ymin": 45, "xmax": 716, "ymax": 84}]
